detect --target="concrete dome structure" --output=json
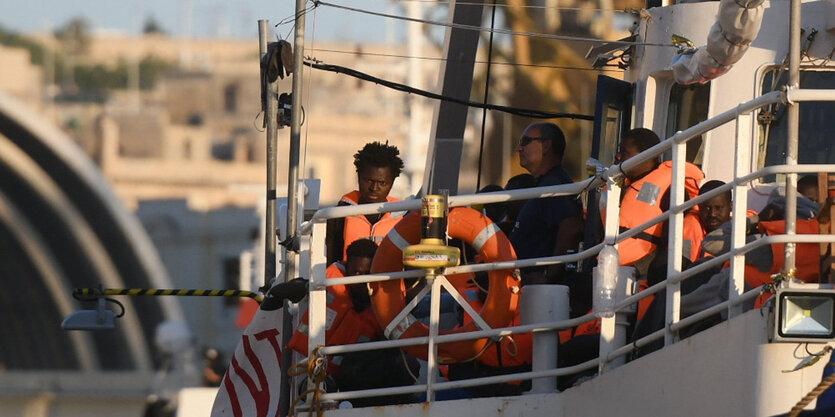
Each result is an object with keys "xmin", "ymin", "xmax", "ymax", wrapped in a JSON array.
[{"xmin": 0, "ymin": 91, "xmax": 185, "ymax": 371}]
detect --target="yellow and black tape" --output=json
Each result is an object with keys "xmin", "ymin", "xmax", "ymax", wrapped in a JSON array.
[{"xmin": 73, "ymin": 288, "xmax": 262, "ymax": 303}]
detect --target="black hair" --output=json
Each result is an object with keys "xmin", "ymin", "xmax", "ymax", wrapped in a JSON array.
[
  {"xmin": 478, "ymin": 184, "xmax": 503, "ymax": 193},
  {"xmin": 528, "ymin": 122, "xmax": 566, "ymax": 156},
  {"xmin": 505, "ymin": 173, "xmax": 536, "ymax": 190},
  {"xmin": 699, "ymin": 180, "xmax": 731, "ymax": 203},
  {"xmin": 798, "ymin": 174, "xmax": 819, "ymax": 198},
  {"xmin": 346, "ymin": 238, "xmax": 378, "ymax": 260},
  {"xmin": 624, "ymin": 128, "xmax": 661, "ymax": 153},
  {"xmin": 353, "ymin": 141, "xmax": 404, "ymax": 178}
]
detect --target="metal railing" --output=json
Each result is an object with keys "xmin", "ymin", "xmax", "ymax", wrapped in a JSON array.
[{"xmin": 289, "ymin": 87, "xmax": 835, "ymax": 404}]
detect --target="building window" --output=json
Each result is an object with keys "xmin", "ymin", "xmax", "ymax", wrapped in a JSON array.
[
  {"xmin": 759, "ymin": 69, "xmax": 835, "ymax": 182},
  {"xmin": 224, "ymin": 84, "xmax": 238, "ymax": 114},
  {"xmin": 665, "ymin": 82, "xmax": 710, "ymax": 165},
  {"xmin": 222, "ymin": 257, "xmax": 240, "ymax": 307}
]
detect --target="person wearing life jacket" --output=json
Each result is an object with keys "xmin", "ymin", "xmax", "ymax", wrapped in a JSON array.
[
  {"xmin": 509, "ymin": 122, "xmax": 583, "ymax": 286},
  {"xmin": 612, "ymin": 128, "xmax": 704, "ymax": 272},
  {"xmin": 286, "ymin": 239, "xmax": 381, "ymax": 370},
  {"xmin": 685, "ymin": 186, "xmax": 822, "ymax": 314},
  {"xmin": 326, "ymin": 141, "xmax": 405, "ymax": 265},
  {"xmin": 286, "ymin": 238, "xmax": 421, "ymax": 406},
  {"xmin": 682, "ymin": 180, "xmax": 732, "ymax": 263}
]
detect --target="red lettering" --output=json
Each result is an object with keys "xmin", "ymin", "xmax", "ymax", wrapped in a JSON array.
[{"xmin": 223, "ymin": 331, "xmax": 283, "ymax": 417}]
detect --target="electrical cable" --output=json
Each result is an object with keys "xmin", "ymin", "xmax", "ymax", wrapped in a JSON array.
[
  {"xmin": 314, "ymin": 0, "xmax": 676, "ymax": 48},
  {"xmin": 476, "ymin": 0, "xmax": 498, "ymax": 191},
  {"xmin": 304, "ymin": 59, "xmax": 595, "ymax": 120},
  {"xmin": 389, "ymin": 0, "xmax": 638, "ymax": 12},
  {"xmin": 307, "ymin": 47, "xmax": 624, "ymax": 72}
]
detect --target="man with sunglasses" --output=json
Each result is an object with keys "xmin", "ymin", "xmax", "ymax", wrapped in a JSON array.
[{"xmin": 510, "ymin": 122, "xmax": 583, "ymax": 286}]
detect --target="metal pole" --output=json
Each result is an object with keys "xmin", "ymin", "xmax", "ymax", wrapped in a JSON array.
[
  {"xmin": 279, "ymin": 1, "xmax": 307, "ymax": 415},
  {"xmin": 259, "ymin": 20, "xmax": 278, "ymax": 291},
  {"xmin": 784, "ymin": 0, "xmax": 801, "ymax": 279}
]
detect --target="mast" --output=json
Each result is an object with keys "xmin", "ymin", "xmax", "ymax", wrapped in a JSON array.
[
  {"xmin": 784, "ymin": 0, "xmax": 801, "ymax": 278},
  {"xmin": 278, "ymin": 0, "xmax": 307, "ymax": 415},
  {"xmin": 259, "ymin": 20, "xmax": 278, "ymax": 298},
  {"xmin": 422, "ymin": 0, "xmax": 486, "ymax": 195}
]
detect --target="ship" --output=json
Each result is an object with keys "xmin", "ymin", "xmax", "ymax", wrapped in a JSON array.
[{"xmin": 216, "ymin": 0, "xmax": 835, "ymax": 416}]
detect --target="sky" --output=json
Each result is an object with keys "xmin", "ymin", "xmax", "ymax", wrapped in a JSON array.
[{"xmin": 1, "ymin": 0, "xmax": 405, "ymax": 43}]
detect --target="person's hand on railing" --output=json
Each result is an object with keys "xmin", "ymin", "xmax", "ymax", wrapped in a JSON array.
[{"xmin": 261, "ymin": 278, "xmax": 309, "ymax": 310}]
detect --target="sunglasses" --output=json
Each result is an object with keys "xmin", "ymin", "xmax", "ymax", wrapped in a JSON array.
[{"xmin": 518, "ymin": 136, "xmax": 544, "ymax": 147}]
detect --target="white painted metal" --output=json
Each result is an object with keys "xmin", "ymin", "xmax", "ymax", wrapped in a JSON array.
[
  {"xmin": 438, "ymin": 275, "xmax": 492, "ymax": 331},
  {"xmin": 306, "ymin": 221, "xmax": 328, "ymax": 364},
  {"xmin": 599, "ymin": 180, "xmax": 623, "ymax": 372},
  {"xmin": 665, "ymin": 140, "xmax": 686, "ymax": 346},
  {"xmin": 610, "ymin": 267, "xmax": 636, "ymax": 369},
  {"xmin": 729, "ymin": 114, "xmax": 752, "ymax": 318},
  {"xmin": 520, "ymin": 285, "xmax": 569, "ymax": 393},
  {"xmin": 426, "ymin": 274, "xmax": 443, "ymax": 401},
  {"xmin": 321, "ymin": 310, "xmax": 831, "ymax": 416}
]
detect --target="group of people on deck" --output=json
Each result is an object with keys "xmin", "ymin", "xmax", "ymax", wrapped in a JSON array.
[{"xmin": 275, "ymin": 121, "xmax": 830, "ymax": 402}]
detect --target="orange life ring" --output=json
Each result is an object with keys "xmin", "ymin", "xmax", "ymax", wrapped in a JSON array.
[{"xmin": 370, "ymin": 207, "xmax": 520, "ymax": 363}]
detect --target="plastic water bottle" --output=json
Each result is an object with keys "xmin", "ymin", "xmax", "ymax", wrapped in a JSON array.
[{"xmin": 594, "ymin": 245, "xmax": 620, "ymax": 318}]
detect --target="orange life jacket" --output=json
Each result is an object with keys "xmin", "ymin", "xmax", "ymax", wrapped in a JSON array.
[
  {"xmin": 340, "ymin": 191, "xmax": 403, "ymax": 260},
  {"xmin": 747, "ymin": 219, "xmax": 821, "ymax": 308},
  {"xmin": 682, "ymin": 211, "xmax": 706, "ymax": 263},
  {"xmin": 617, "ymin": 161, "xmax": 704, "ymax": 266},
  {"xmin": 286, "ymin": 262, "xmax": 381, "ymax": 373}
]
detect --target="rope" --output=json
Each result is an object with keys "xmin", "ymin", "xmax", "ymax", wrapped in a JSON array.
[
  {"xmin": 789, "ymin": 372, "xmax": 835, "ymax": 416},
  {"xmin": 72, "ymin": 288, "xmax": 263, "ymax": 303},
  {"xmin": 288, "ymin": 345, "xmax": 328, "ymax": 417}
]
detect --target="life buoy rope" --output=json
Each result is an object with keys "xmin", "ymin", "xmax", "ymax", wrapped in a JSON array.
[{"xmin": 370, "ymin": 207, "xmax": 520, "ymax": 363}]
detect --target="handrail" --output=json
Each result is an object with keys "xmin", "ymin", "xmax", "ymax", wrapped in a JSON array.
[
  {"xmin": 298, "ymin": 177, "xmax": 599, "ymax": 235},
  {"xmin": 294, "ymin": 88, "xmax": 835, "ymax": 404},
  {"xmin": 317, "ymin": 234, "xmax": 835, "ymax": 359}
]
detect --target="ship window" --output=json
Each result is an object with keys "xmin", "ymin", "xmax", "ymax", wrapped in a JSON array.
[
  {"xmin": 599, "ymin": 106, "xmax": 622, "ymax": 166},
  {"xmin": 665, "ymin": 82, "xmax": 710, "ymax": 165},
  {"xmin": 759, "ymin": 69, "xmax": 835, "ymax": 182}
]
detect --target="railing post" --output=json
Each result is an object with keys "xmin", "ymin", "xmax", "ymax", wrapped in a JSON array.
[
  {"xmin": 665, "ymin": 139, "xmax": 685, "ymax": 346},
  {"xmin": 599, "ymin": 178, "xmax": 622, "ymax": 370},
  {"xmin": 784, "ymin": 0, "xmax": 802, "ymax": 281},
  {"xmin": 307, "ymin": 221, "xmax": 328, "ymax": 370},
  {"xmin": 729, "ymin": 114, "xmax": 751, "ymax": 317},
  {"xmin": 426, "ymin": 273, "xmax": 442, "ymax": 402},
  {"xmin": 520, "ymin": 285, "xmax": 568, "ymax": 392}
]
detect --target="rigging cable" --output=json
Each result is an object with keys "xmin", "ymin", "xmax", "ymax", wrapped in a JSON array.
[
  {"xmin": 304, "ymin": 59, "xmax": 595, "ymax": 120},
  {"xmin": 476, "ymin": 0, "xmax": 498, "ymax": 191},
  {"xmin": 313, "ymin": 0, "xmax": 677, "ymax": 48},
  {"xmin": 389, "ymin": 0, "xmax": 636, "ymax": 12},
  {"xmin": 307, "ymin": 47, "xmax": 624, "ymax": 72}
]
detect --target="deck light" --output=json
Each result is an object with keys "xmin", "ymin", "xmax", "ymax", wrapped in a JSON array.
[
  {"xmin": 62, "ymin": 297, "xmax": 116, "ymax": 331},
  {"xmin": 775, "ymin": 289, "xmax": 835, "ymax": 342}
]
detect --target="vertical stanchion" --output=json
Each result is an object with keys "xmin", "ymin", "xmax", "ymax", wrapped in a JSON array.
[
  {"xmin": 784, "ymin": 0, "xmax": 801, "ymax": 282},
  {"xmin": 665, "ymin": 139, "xmax": 685, "ymax": 346},
  {"xmin": 729, "ymin": 114, "xmax": 751, "ymax": 317},
  {"xmin": 307, "ymin": 222, "xmax": 327, "ymax": 367},
  {"xmin": 520, "ymin": 285, "xmax": 568, "ymax": 392},
  {"xmin": 279, "ymin": 1, "xmax": 307, "ymax": 415},
  {"xmin": 598, "ymin": 178, "xmax": 622, "ymax": 371},
  {"xmin": 425, "ymin": 273, "xmax": 442, "ymax": 402}
]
